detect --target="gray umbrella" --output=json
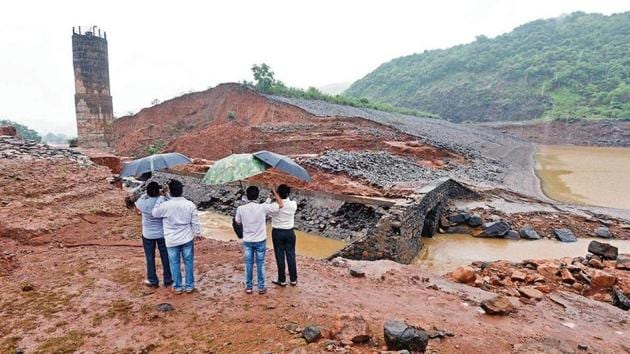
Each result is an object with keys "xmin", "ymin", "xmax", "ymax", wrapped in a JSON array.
[
  {"xmin": 253, "ymin": 150, "xmax": 311, "ymax": 182},
  {"xmin": 120, "ymin": 152, "xmax": 193, "ymax": 177}
]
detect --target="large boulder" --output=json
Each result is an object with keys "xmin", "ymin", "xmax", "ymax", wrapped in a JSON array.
[
  {"xmin": 466, "ymin": 214, "xmax": 483, "ymax": 227},
  {"xmin": 448, "ymin": 213, "xmax": 470, "ymax": 224},
  {"xmin": 595, "ymin": 226, "xmax": 612, "ymax": 239},
  {"xmin": 383, "ymin": 319, "xmax": 428, "ymax": 352},
  {"xmin": 590, "ymin": 270, "xmax": 616, "ymax": 289},
  {"xmin": 302, "ymin": 325, "xmax": 322, "ymax": 343},
  {"xmin": 519, "ymin": 225, "xmax": 540, "ymax": 240},
  {"xmin": 480, "ymin": 295, "xmax": 515, "ymax": 315},
  {"xmin": 588, "ymin": 241, "xmax": 618, "ymax": 260},
  {"xmin": 518, "ymin": 287, "xmax": 544, "ymax": 300},
  {"xmin": 554, "ymin": 228, "xmax": 577, "ymax": 242},
  {"xmin": 452, "ymin": 266, "xmax": 476, "ymax": 283},
  {"xmin": 332, "ymin": 313, "xmax": 371, "ymax": 343},
  {"xmin": 616, "ymin": 254, "xmax": 630, "ymax": 270},
  {"xmin": 504, "ymin": 230, "xmax": 520, "ymax": 240},
  {"xmin": 482, "ymin": 221, "xmax": 510, "ymax": 237},
  {"xmin": 612, "ymin": 286, "xmax": 630, "ymax": 311}
]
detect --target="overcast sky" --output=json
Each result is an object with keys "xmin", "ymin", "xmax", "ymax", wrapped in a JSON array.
[{"xmin": 1, "ymin": 0, "xmax": 628, "ymax": 136}]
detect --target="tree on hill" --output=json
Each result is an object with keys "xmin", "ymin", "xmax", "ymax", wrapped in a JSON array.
[
  {"xmin": 0, "ymin": 119, "xmax": 42, "ymax": 142},
  {"xmin": 345, "ymin": 11, "xmax": 630, "ymax": 122}
]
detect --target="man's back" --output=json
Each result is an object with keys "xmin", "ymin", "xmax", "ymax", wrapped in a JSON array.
[
  {"xmin": 135, "ymin": 195, "xmax": 164, "ymax": 239},
  {"xmin": 152, "ymin": 196, "xmax": 201, "ymax": 247},
  {"xmin": 236, "ymin": 202, "xmax": 279, "ymax": 242}
]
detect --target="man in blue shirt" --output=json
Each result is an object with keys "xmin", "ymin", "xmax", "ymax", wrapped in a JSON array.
[{"xmin": 135, "ymin": 181, "xmax": 172, "ymax": 288}]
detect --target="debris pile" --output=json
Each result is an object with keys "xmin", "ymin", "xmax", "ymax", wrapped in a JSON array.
[
  {"xmin": 0, "ymin": 136, "xmax": 92, "ymax": 165},
  {"xmin": 448, "ymin": 241, "xmax": 630, "ymax": 310}
]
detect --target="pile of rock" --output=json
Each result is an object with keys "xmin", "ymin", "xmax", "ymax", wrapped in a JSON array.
[
  {"xmin": 442, "ymin": 212, "xmax": 543, "ymax": 240},
  {"xmin": 450, "ymin": 241, "xmax": 630, "ymax": 310},
  {"xmin": 0, "ymin": 135, "xmax": 92, "ymax": 165},
  {"xmin": 439, "ymin": 210, "xmax": 613, "ymax": 242}
]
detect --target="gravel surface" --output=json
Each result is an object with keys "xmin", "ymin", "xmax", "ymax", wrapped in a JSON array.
[
  {"xmin": 267, "ymin": 95, "xmax": 542, "ymax": 196},
  {"xmin": 306, "ymin": 150, "xmax": 503, "ymax": 188}
]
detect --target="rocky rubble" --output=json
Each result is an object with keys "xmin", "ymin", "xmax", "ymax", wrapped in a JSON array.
[
  {"xmin": 441, "ymin": 209, "xmax": 627, "ymax": 241},
  {"xmin": 0, "ymin": 136, "xmax": 92, "ymax": 165},
  {"xmin": 306, "ymin": 150, "xmax": 502, "ymax": 190},
  {"xmin": 448, "ymin": 241, "xmax": 630, "ymax": 311}
]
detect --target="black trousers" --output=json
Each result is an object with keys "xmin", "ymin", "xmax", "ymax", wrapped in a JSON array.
[{"xmin": 271, "ymin": 228, "xmax": 297, "ymax": 283}]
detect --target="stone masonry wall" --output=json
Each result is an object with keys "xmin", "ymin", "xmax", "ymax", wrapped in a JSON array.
[
  {"xmin": 72, "ymin": 29, "xmax": 114, "ymax": 149},
  {"xmin": 332, "ymin": 178, "xmax": 476, "ymax": 263}
]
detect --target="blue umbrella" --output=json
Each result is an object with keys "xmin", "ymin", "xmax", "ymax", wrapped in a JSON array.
[
  {"xmin": 253, "ymin": 150, "xmax": 311, "ymax": 182},
  {"xmin": 120, "ymin": 152, "xmax": 193, "ymax": 177}
]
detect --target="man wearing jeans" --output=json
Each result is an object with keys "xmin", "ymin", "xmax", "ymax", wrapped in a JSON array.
[
  {"xmin": 235, "ymin": 186, "xmax": 283, "ymax": 295},
  {"xmin": 152, "ymin": 179, "xmax": 202, "ymax": 294},
  {"xmin": 135, "ymin": 181, "xmax": 172, "ymax": 288}
]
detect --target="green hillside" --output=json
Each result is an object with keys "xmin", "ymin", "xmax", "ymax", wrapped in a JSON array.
[{"xmin": 345, "ymin": 12, "xmax": 630, "ymax": 122}]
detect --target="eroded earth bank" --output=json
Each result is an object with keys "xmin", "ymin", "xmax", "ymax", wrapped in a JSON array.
[{"xmin": 2, "ymin": 84, "xmax": 630, "ymax": 353}]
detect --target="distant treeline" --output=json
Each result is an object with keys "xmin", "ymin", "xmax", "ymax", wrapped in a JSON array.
[{"xmin": 244, "ymin": 63, "xmax": 440, "ymax": 119}]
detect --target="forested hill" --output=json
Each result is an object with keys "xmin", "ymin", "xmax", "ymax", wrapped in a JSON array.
[{"xmin": 345, "ymin": 12, "xmax": 630, "ymax": 122}]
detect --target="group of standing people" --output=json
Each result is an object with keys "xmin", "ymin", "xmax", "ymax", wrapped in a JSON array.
[{"xmin": 134, "ymin": 179, "xmax": 298, "ymax": 295}]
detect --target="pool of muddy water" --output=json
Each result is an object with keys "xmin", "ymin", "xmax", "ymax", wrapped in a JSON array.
[
  {"xmin": 199, "ymin": 211, "xmax": 347, "ymax": 259},
  {"xmin": 199, "ymin": 212, "xmax": 630, "ymax": 276},
  {"xmin": 535, "ymin": 145, "xmax": 630, "ymax": 210}
]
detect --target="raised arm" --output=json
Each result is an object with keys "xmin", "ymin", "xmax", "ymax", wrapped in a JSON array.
[{"xmin": 151, "ymin": 196, "xmax": 169, "ymax": 218}]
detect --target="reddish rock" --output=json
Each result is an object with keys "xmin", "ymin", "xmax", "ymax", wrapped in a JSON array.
[
  {"xmin": 518, "ymin": 287, "xmax": 544, "ymax": 300},
  {"xmin": 332, "ymin": 313, "xmax": 371, "ymax": 343},
  {"xmin": 481, "ymin": 296, "xmax": 515, "ymax": 315},
  {"xmin": 452, "ymin": 266, "xmax": 476, "ymax": 284},
  {"xmin": 534, "ymin": 285, "xmax": 552, "ymax": 294},
  {"xmin": 511, "ymin": 270, "xmax": 527, "ymax": 282},
  {"xmin": 590, "ymin": 270, "xmax": 616, "ymax": 289},
  {"xmin": 572, "ymin": 283, "xmax": 584, "ymax": 292},
  {"xmin": 537, "ymin": 263, "xmax": 559, "ymax": 279},
  {"xmin": 616, "ymin": 254, "xmax": 630, "ymax": 270},
  {"xmin": 560, "ymin": 269, "xmax": 576, "ymax": 284},
  {"xmin": 0, "ymin": 126, "xmax": 17, "ymax": 137},
  {"xmin": 588, "ymin": 258, "xmax": 604, "ymax": 269},
  {"xmin": 90, "ymin": 155, "xmax": 122, "ymax": 174}
]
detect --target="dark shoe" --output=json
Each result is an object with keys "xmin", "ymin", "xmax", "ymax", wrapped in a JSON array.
[
  {"xmin": 272, "ymin": 280, "xmax": 287, "ymax": 287},
  {"xmin": 258, "ymin": 288, "xmax": 267, "ymax": 295},
  {"xmin": 143, "ymin": 280, "xmax": 159, "ymax": 288},
  {"xmin": 290, "ymin": 281, "xmax": 298, "ymax": 286},
  {"xmin": 245, "ymin": 288, "xmax": 253, "ymax": 294},
  {"xmin": 164, "ymin": 280, "xmax": 174, "ymax": 288}
]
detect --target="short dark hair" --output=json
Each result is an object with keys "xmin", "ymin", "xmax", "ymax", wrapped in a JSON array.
[
  {"xmin": 277, "ymin": 184, "xmax": 290, "ymax": 199},
  {"xmin": 246, "ymin": 186, "xmax": 259, "ymax": 201},
  {"xmin": 169, "ymin": 179, "xmax": 183, "ymax": 197},
  {"xmin": 146, "ymin": 181, "xmax": 161, "ymax": 197}
]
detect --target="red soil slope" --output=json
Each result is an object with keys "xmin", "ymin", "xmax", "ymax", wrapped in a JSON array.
[{"xmin": 113, "ymin": 83, "xmax": 459, "ymax": 166}]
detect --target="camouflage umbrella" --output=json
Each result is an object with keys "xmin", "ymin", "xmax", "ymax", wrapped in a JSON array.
[{"xmin": 201, "ymin": 153, "xmax": 268, "ymax": 185}]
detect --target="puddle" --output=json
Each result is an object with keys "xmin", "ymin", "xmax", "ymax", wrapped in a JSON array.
[
  {"xmin": 413, "ymin": 233, "xmax": 630, "ymax": 275},
  {"xmin": 535, "ymin": 145, "xmax": 630, "ymax": 210},
  {"xmin": 198, "ymin": 211, "xmax": 347, "ymax": 259}
]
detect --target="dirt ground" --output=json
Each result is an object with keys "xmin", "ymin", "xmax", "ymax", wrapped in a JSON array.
[{"xmin": 2, "ymin": 184, "xmax": 629, "ymax": 353}]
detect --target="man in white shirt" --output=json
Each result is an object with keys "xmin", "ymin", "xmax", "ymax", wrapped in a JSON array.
[
  {"xmin": 235, "ymin": 186, "xmax": 283, "ymax": 294},
  {"xmin": 152, "ymin": 179, "xmax": 202, "ymax": 294},
  {"xmin": 269, "ymin": 184, "xmax": 299, "ymax": 287}
]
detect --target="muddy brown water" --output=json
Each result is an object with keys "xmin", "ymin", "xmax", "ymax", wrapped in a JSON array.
[
  {"xmin": 198, "ymin": 211, "xmax": 347, "ymax": 259},
  {"xmin": 535, "ymin": 145, "xmax": 630, "ymax": 210},
  {"xmin": 414, "ymin": 234, "xmax": 630, "ymax": 274}
]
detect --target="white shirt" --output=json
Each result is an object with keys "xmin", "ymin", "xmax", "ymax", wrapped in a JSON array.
[
  {"xmin": 268, "ymin": 198, "xmax": 298, "ymax": 229},
  {"xmin": 235, "ymin": 201, "xmax": 279, "ymax": 242},
  {"xmin": 152, "ymin": 196, "xmax": 201, "ymax": 247}
]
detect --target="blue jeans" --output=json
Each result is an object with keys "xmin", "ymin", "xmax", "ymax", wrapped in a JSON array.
[
  {"xmin": 142, "ymin": 237, "xmax": 172, "ymax": 286},
  {"xmin": 243, "ymin": 240, "xmax": 266, "ymax": 290},
  {"xmin": 167, "ymin": 240, "xmax": 194, "ymax": 291}
]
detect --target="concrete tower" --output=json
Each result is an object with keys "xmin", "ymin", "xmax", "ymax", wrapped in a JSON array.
[{"xmin": 72, "ymin": 26, "xmax": 114, "ymax": 149}]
